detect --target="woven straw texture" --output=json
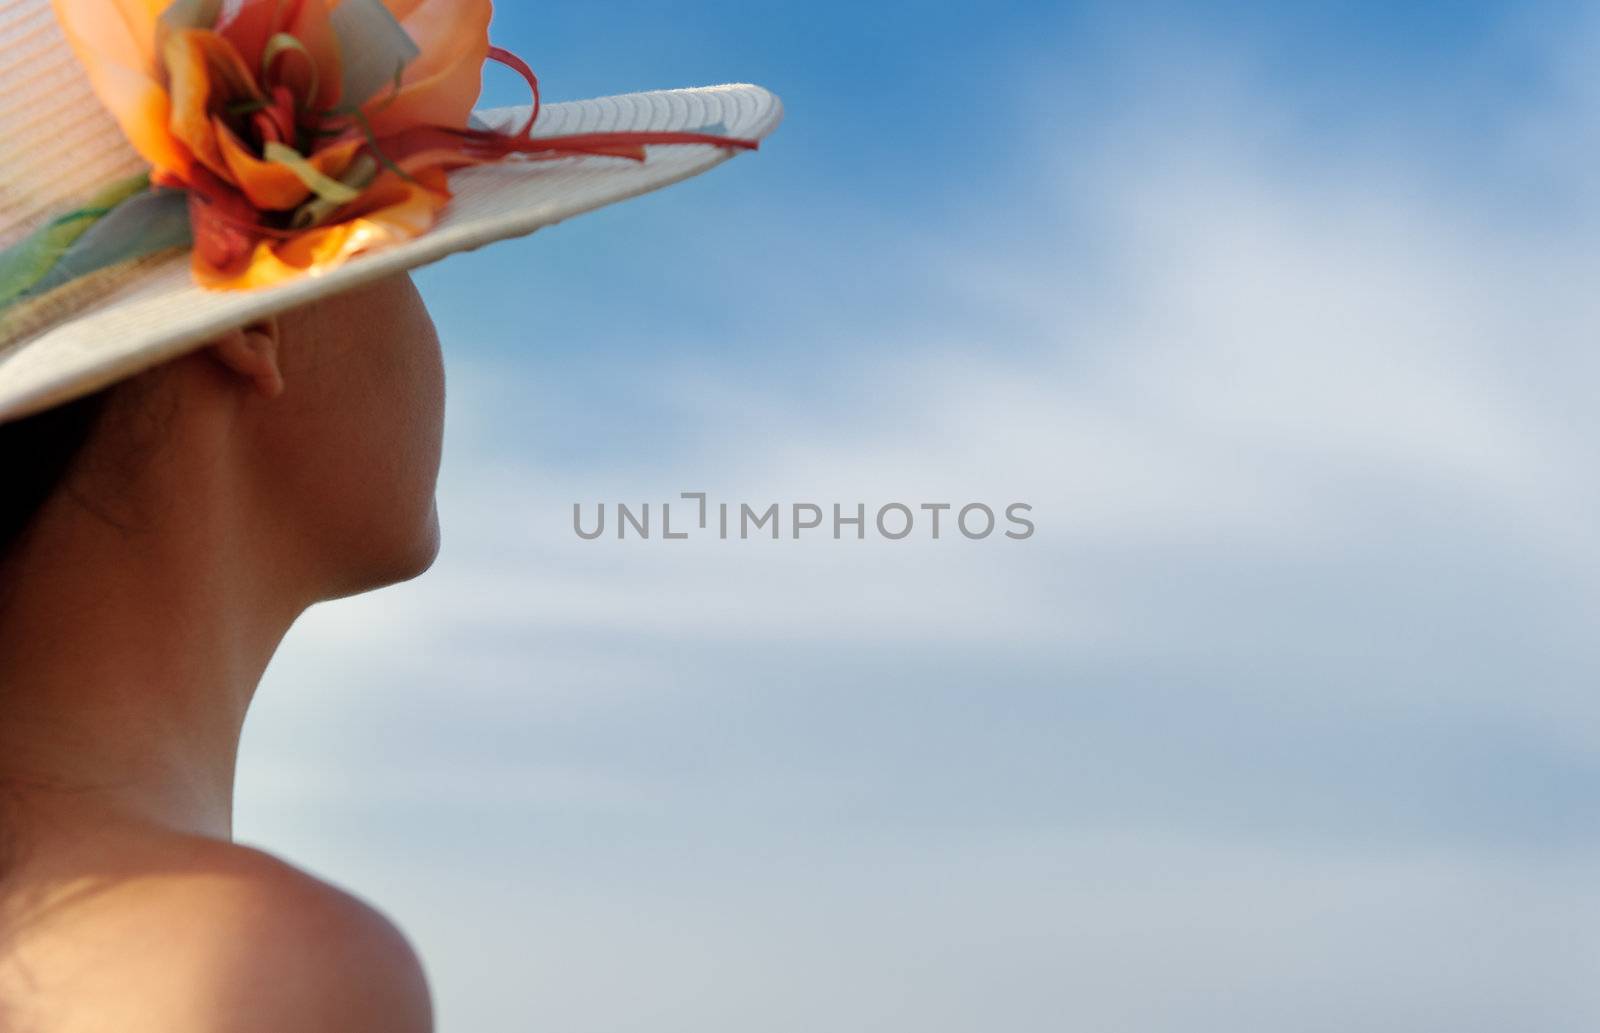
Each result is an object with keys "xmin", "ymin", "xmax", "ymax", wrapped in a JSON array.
[
  {"xmin": 0, "ymin": 0, "xmax": 144, "ymax": 252},
  {"xmin": 0, "ymin": 0, "xmax": 782, "ymax": 422}
]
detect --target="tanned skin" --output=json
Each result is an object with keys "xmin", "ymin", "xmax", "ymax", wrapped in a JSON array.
[{"xmin": 0, "ymin": 274, "xmax": 445, "ymax": 1033}]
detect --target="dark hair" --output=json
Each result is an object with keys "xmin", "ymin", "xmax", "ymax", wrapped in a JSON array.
[
  {"xmin": 0, "ymin": 389, "xmax": 112, "ymax": 894},
  {"xmin": 0, "ymin": 390, "xmax": 109, "ymax": 566}
]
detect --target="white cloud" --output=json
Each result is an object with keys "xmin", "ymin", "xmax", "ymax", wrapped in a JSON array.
[{"xmin": 241, "ymin": 33, "xmax": 1600, "ymax": 1032}]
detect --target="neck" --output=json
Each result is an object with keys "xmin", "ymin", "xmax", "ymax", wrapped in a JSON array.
[{"xmin": 0, "ymin": 417, "xmax": 306, "ymax": 843}]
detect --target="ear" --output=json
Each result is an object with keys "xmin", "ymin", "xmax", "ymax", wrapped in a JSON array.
[{"xmin": 209, "ymin": 319, "xmax": 285, "ymax": 400}]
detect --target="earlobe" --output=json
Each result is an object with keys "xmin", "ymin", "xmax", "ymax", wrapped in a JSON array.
[{"xmin": 210, "ymin": 320, "xmax": 285, "ymax": 401}]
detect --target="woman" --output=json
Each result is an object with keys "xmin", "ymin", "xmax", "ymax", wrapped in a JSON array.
[
  {"xmin": 0, "ymin": 275, "xmax": 443, "ymax": 1031},
  {"xmin": 0, "ymin": 0, "xmax": 778, "ymax": 1028}
]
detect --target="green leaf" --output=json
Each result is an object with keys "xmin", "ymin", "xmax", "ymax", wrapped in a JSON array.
[
  {"xmin": 21, "ymin": 189, "xmax": 193, "ymax": 301},
  {"xmin": 0, "ymin": 174, "xmax": 151, "ymax": 312},
  {"xmin": 263, "ymin": 142, "xmax": 364, "ymax": 204},
  {"xmin": 290, "ymin": 155, "xmax": 380, "ymax": 230}
]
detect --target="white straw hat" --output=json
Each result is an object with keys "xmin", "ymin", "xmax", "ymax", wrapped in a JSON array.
[{"xmin": 0, "ymin": 0, "xmax": 781, "ymax": 424}]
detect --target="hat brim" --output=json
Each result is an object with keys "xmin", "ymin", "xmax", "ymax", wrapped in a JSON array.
[{"xmin": 0, "ymin": 82, "xmax": 783, "ymax": 424}]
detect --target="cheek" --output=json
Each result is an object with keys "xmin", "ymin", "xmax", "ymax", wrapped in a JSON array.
[
  {"xmin": 284, "ymin": 295, "xmax": 447, "ymax": 592},
  {"xmin": 382, "ymin": 337, "xmax": 446, "ymax": 584},
  {"xmin": 366, "ymin": 321, "xmax": 446, "ymax": 558},
  {"xmin": 416, "ymin": 326, "xmax": 446, "ymax": 484}
]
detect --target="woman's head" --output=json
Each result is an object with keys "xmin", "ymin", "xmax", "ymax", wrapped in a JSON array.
[{"xmin": 0, "ymin": 272, "xmax": 446, "ymax": 604}]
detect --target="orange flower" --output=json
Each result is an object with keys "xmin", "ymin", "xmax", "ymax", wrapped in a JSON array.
[{"xmin": 51, "ymin": 0, "xmax": 491, "ymax": 288}]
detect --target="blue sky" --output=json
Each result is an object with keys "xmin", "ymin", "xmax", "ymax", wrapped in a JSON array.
[{"xmin": 238, "ymin": 3, "xmax": 1600, "ymax": 1030}]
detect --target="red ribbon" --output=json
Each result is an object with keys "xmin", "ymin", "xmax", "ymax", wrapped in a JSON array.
[{"xmin": 384, "ymin": 47, "xmax": 760, "ymax": 167}]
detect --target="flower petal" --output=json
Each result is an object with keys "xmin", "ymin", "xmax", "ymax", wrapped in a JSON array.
[
  {"xmin": 217, "ymin": 122, "xmax": 362, "ymax": 210},
  {"xmin": 53, "ymin": 0, "xmax": 166, "ymax": 73},
  {"xmin": 164, "ymin": 29, "xmax": 261, "ymax": 180},
  {"xmin": 192, "ymin": 167, "xmax": 450, "ymax": 289},
  {"xmin": 281, "ymin": 0, "xmax": 344, "ymax": 109},
  {"xmin": 363, "ymin": 0, "xmax": 491, "ymax": 135},
  {"xmin": 51, "ymin": 0, "xmax": 192, "ymax": 175},
  {"xmin": 328, "ymin": 0, "xmax": 418, "ymax": 108},
  {"xmin": 213, "ymin": 0, "xmax": 284, "ymax": 70}
]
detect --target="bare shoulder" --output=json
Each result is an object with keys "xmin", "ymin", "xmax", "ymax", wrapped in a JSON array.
[
  {"xmin": 4, "ymin": 837, "xmax": 432, "ymax": 1033},
  {"xmin": 164, "ymin": 840, "xmax": 434, "ymax": 1033}
]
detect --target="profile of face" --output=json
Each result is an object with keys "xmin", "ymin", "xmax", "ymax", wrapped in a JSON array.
[
  {"xmin": 248, "ymin": 273, "xmax": 447, "ymax": 598},
  {"xmin": 42, "ymin": 271, "xmax": 452, "ymax": 607}
]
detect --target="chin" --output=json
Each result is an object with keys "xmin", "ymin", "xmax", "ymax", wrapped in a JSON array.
[
  {"xmin": 396, "ymin": 513, "xmax": 444, "ymax": 584},
  {"xmin": 329, "ymin": 506, "xmax": 442, "ymax": 600},
  {"xmin": 386, "ymin": 505, "xmax": 443, "ymax": 586}
]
